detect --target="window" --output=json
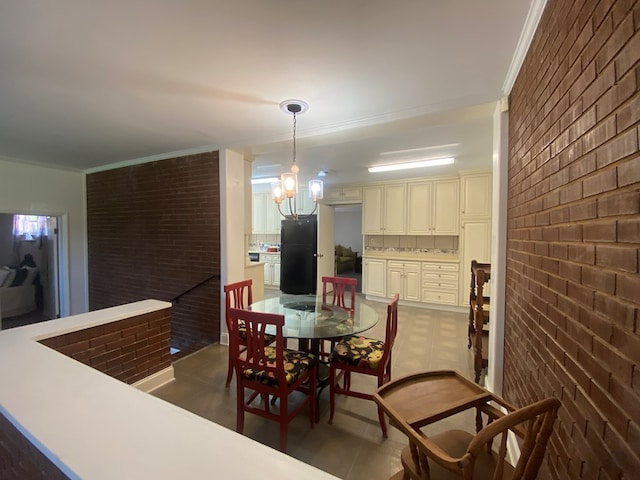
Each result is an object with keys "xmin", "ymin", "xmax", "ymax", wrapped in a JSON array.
[{"xmin": 13, "ymin": 215, "xmax": 49, "ymax": 240}]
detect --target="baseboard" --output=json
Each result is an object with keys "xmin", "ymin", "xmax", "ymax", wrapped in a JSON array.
[
  {"xmin": 221, "ymin": 332, "xmax": 229, "ymax": 346},
  {"xmin": 132, "ymin": 365, "xmax": 175, "ymax": 393}
]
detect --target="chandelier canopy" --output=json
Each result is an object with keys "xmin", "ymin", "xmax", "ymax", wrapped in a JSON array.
[{"xmin": 272, "ymin": 100, "xmax": 323, "ymax": 219}]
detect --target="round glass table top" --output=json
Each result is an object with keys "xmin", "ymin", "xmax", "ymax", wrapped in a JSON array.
[{"xmin": 249, "ymin": 294, "xmax": 379, "ymax": 339}]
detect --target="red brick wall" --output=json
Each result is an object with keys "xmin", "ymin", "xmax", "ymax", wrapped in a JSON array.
[
  {"xmin": 39, "ymin": 308, "xmax": 171, "ymax": 384},
  {"xmin": 0, "ymin": 413, "xmax": 70, "ymax": 480},
  {"xmin": 506, "ymin": 0, "xmax": 639, "ymax": 478},
  {"xmin": 86, "ymin": 152, "xmax": 220, "ymax": 356}
]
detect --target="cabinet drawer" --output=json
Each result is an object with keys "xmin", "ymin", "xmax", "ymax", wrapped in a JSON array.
[
  {"xmin": 423, "ymin": 280, "xmax": 458, "ymax": 291},
  {"xmin": 389, "ymin": 261, "xmax": 420, "ymax": 270},
  {"xmin": 422, "ymin": 290, "xmax": 458, "ymax": 305},
  {"xmin": 422, "ymin": 271, "xmax": 459, "ymax": 282},
  {"xmin": 421, "ymin": 262, "xmax": 459, "ymax": 272}
]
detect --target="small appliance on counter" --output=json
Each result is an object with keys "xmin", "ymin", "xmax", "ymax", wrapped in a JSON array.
[{"xmin": 248, "ymin": 252, "xmax": 260, "ymax": 262}]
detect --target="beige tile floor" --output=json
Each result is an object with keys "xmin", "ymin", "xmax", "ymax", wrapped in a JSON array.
[{"xmin": 151, "ymin": 292, "xmax": 476, "ymax": 480}]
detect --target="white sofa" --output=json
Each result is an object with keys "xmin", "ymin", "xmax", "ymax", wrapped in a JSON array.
[{"xmin": 0, "ymin": 266, "xmax": 39, "ymax": 318}]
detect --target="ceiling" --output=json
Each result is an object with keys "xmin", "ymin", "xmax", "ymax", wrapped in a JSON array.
[{"xmin": 0, "ymin": 1, "xmax": 539, "ymax": 186}]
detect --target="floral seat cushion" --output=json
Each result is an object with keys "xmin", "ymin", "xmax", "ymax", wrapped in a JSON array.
[
  {"xmin": 330, "ymin": 335, "xmax": 385, "ymax": 369},
  {"xmin": 242, "ymin": 347, "xmax": 317, "ymax": 386}
]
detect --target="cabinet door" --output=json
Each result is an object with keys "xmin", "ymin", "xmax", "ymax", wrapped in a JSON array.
[
  {"xmin": 267, "ymin": 201, "xmax": 282, "ymax": 234},
  {"xmin": 461, "ymin": 173, "xmax": 492, "ymax": 218},
  {"xmin": 387, "ymin": 262, "xmax": 404, "ymax": 299},
  {"xmin": 432, "ymin": 180, "xmax": 459, "ymax": 234},
  {"xmin": 263, "ymin": 261, "xmax": 271, "ymax": 285},
  {"xmin": 341, "ymin": 186, "xmax": 362, "ymax": 202},
  {"xmin": 272, "ymin": 259, "xmax": 281, "ymax": 287},
  {"xmin": 383, "ymin": 184, "xmax": 406, "ymax": 234},
  {"xmin": 252, "ymin": 193, "xmax": 266, "ymax": 234},
  {"xmin": 459, "ymin": 220, "xmax": 491, "ymax": 306},
  {"xmin": 404, "ymin": 266, "xmax": 421, "ymax": 301},
  {"xmin": 362, "ymin": 186, "xmax": 384, "ymax": 234},
  {"xmin": 364, "ymin": 258, "xmax": 386, "ymax": 297},
  {"xmin": 407, "ymin": 182, "xmax": 433, "ymax": 235}
]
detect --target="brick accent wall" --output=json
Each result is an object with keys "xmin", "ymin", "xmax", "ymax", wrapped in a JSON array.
[
  {"xmin": 39, "ymin": 308, "xmax": 171, "ymax": 384},
  {"xmin": 86, "ymin": 152, "xmax": 220, "ymax": 356},
  {"xmin": 506, "ymin": 0, "xmax": 639, "ymax": 478},
  {"xmin": 0, "ymin": 413, "xmax": 70, "ymax": 480}
]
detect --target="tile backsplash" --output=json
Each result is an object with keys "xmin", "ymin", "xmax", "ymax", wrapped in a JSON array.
[{"xmin": 365, "ymin": 235, "xmax": 458, "ymax": 255}]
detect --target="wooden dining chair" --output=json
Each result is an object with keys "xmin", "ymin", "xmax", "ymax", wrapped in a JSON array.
[
  {"xmin": 229, "ymin": 307, "xmax": 317, "ymax": 452},
  {"xmin": 223, "ymin": 279, "xmax": 274, "ymax": 387},
  {"xmin": 374, "ymin": 375, "xmax": 561, "ymax": 480},
  {"xmin": 320, "ymin": 275, "xmax": 358, "ymax": 359},
  {"xmin": 328, "ymin": 293, "xmax": 399, "ymax": 437}
]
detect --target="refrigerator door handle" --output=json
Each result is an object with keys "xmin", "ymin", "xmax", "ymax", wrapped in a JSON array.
[{"xmin": 314, "ymin": 253, "xmax": 324, "ymax": 258}]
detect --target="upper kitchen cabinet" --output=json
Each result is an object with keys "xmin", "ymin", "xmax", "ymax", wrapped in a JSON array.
[
  {"xmin": 252, "ymin": 192, "xmax": 281, "ymax": 234},
  {"xmin": 324, "ymin": 185, "xmax": 363, "ymax": 205},
  {"xmin": 362, "ymin": 184, "xmax": 406, "ymax": 234},
  {"xmin": 461, "ymin": 172, "xmax": 492, "ymax": 219},
  {"xmin": 407, "ymin": 178, "xmax": 459, "ymax": 235}
]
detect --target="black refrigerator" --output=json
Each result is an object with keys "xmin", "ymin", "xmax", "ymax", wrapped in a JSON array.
[{"xmin": 280, "ymin": 216, "xmax": 317, "ymax": 294}]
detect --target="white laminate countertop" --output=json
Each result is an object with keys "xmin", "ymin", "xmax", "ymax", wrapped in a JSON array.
[
  {"xmin": 363, "ymin": 252, "xmax": 459, "ymax": 263},
  {"xmin": 0, "ymin": 300, "xmax": 338, "ymax": 480}
]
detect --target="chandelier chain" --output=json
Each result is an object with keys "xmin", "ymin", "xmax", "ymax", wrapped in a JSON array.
[{"xmin": 292, "ymin": 112, "xmax": 297, "ymax": 167}]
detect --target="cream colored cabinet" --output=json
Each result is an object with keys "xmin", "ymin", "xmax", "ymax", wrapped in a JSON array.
[
  {"xmin": 362, "ymin": 184, "xmax": 406, "ymax": 234},
  {"xmin": 407, "ymin": 179, "xmax": 459, "ymax": 235},
  {"xmin": 324, "ymin": 185, "xmax": 362, "ymax": 205},
  {"xmin": 387, "ymin": 261, "xmax": 420, "ymax": 301},
  {"xmin": 459, "ymin": 171, "xmax": 492, "ymax": 306},
  {"xmin": 421, "ymin": 262, "xmax": 460, "ymax": 305},
  {"xmin": 461, "ymin": 172, "xmax": 492, "ymax": 219},
  {"xmin": 363, "ymin": 258, "xmax": 386, "ymax": 297},
  {"xmin": 252, "ymin": 193, "xmax": 282, "ymax": 234},
  {"xmin": 459, "ymin": 220, "xmax": 491, "ymax": 306},
  {"xmin": 262, "ymin": 253, "xmax": 281, "ymax": 286}
]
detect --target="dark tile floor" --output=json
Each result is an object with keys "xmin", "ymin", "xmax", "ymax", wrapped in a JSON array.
[{"xmin": 151, "ymin": 294, "xmax": 475, "ymax": 480}]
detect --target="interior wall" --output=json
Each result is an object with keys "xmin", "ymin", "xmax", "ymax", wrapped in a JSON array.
[
  {"xmin": 334, "ymin": 207, "xmax": 362, "ymax": 252},
  {"xmin": 0, "ymin": 159, "xmax": 86, "ymax": 316},
  {"xmin": 86, "ymin": 152, "xmax": 221, "ymax": 356},
  {"xmin": 506, "ymin": 0, "xmax": 639, "ymax": 478}
]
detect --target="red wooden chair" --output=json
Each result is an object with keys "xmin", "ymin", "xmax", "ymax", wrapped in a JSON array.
[
  {"xmin": 320, "ymin": 275, "xmax": 357, "ymax": 358},
  {"xmin": 229, "ymin": 307, "xmax": 317, "ymax": 452},
  {"xmin": 223, "ymin": 279, "xmax": 274, "ymax": 387},
  {"xmin": 328, "ymin": 293, "xmax": 399, "ymax": 437}
]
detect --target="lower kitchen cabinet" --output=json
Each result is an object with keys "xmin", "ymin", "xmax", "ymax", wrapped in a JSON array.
[
  {"xmin": 262, "ymin": 253, "xmax": 281, "ymax": 286},
  {"xmin": 421, "ymin": 262, "xmax": 459, "ymax": 306},
  {"xmin": 387, "ymin": 261, "xmax": 420, "ymax": 301},
  {"xmin": 363, "ymin": 258, "xmax": 386, "ymax": 297}
]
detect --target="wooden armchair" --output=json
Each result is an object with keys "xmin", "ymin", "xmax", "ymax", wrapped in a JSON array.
[{"xmin": 374, "ymin": 371, "xmax": 560, "ymax": 479}]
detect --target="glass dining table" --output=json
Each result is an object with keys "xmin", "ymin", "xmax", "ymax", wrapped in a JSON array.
[
  {"xmin": 249, "ymin": 293, "xmax": 379, "ymax": 420},
  {"xmin": 249, "ymin": 293, "xmax": 379, "ymax": 351}
]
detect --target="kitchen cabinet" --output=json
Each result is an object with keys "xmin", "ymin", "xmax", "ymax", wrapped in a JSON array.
[
  {"xmin": 324, "ymin": 185, "xmax": 363, "ymax": 205},
  {"xmin": 407, "ymin": 179, "xmax": 459, "ymax": 235},
  {"xmin": 421, "ymin": 262, "xmax": 460, "ymax": 306},
  {"xmin": 460, "ymin": 172, "xmax": 492, "ymax": 219},
  {"xmin": 261, "ymin": 253, "xmax": 281, "ymax": 286},
  {"xmin": 363, "ymin": 258, "xmax": 386, "ymax": 297},
  {"xmin": 362, "ymin": 184, "xmax": 406, "ymax": 234},
  {"xmin": 252, "ymin": 193, "xmax": 282, "ymax": 234},
  {"xmin": 387, "ymin": 261, "xmax": 420, "ymax": 301}
]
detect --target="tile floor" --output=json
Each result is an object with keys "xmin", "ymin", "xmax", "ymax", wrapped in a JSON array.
[{"xmin": 151, "ymin": 292, "xmax": 476, "ymax": 480}]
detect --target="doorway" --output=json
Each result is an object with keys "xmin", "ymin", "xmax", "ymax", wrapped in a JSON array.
[
  {"xmin": 0, "ymin": 213, "xmax": 60, "ymax": 329},
  {"xmin": 333, "ymin": 205, "xmax": 363, "ymax": 292}
]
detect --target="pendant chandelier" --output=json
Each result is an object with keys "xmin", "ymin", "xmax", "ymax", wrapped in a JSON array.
[{"xmin": 272, "ymin": 100, "xmax": 323, "ymax": 219}]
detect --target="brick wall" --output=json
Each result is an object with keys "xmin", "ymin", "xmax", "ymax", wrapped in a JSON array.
[
  {"xmin": 86, "ymin": 152, "xmax": 220, "ymax": 356},
  {"xmin": 506, "ymin": 0, "xmax": 639, "ymax": 478},
  {"xmin": 39, "ymin": 308, "xmax": 171, "ymax": 384},
  {"xmin": 0, "ymin": 413, "xmax": 70, "ymax": 480}
]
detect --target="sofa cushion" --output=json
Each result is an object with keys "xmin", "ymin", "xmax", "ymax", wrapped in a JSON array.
[{"xmin": 0, "ymin": 268, "xmax": 12, "ymax": 287}]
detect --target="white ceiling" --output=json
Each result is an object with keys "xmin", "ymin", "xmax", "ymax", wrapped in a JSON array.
[{"xmin": 0, "ymin": 1, "xmax": 538, "ymax": 186}]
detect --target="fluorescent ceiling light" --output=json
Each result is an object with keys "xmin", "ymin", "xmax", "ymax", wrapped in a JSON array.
[
  {"xmin": 251, "ymin": 177, "xmax": 279, "ymax": 185},
  {"xmin": 368, "ymin": 157, "xmax": 455, "ymax": 173}
]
